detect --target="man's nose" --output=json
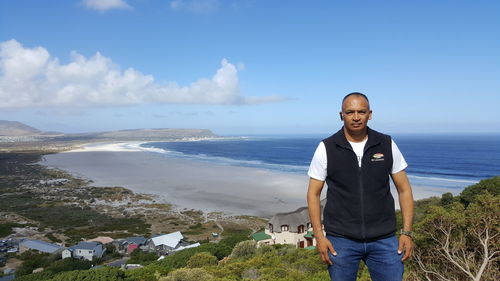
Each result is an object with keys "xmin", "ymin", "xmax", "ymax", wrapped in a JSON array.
[{"xmin": 353, "ymin": 112, "xmax": 360, "ymax": 120}]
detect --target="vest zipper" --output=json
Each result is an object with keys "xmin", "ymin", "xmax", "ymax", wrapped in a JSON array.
[{"xmin": 358, "ymin": 163, "xmax": 366, "ymax": 240}]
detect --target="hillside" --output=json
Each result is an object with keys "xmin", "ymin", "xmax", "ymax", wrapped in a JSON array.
[
  {"xmin": 0, "ymin": 120, "xmax": 42, "ymax": 136},
  {"xmin": 0, "ymin": 121, "xmax": 218, "ymax": 151}
]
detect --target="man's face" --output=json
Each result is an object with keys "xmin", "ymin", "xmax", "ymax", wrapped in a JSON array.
[{"xmin": 341, "ymin": 95, "xmax": 372, "ymax": 134}]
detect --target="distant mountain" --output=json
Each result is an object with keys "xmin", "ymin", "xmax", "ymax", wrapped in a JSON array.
[
  {"xmin": 0, "ymin": 120, "xmax": 43, "ymax": 136},
  {"xmin": 96, "ymin": 128, "xmax": 216, "ymax": 139},
  {"xmin": 0, "ymin": 120, "xmax": 217, "ymax": 141},
  {"xmin": 56, "ymin": 128, "xmax": 217, "ymax": 141}
]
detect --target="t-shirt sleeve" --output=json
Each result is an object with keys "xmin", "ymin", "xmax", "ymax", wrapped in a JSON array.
[
  {"xmin": 391, "ymin": 139, "xmax": 408, "ymax": 174},
  {"xmin": 308, "ymin": 142, "xmax": 327, "ymax": 181}
]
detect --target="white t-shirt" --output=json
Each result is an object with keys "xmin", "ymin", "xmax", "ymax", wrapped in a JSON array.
[{"xmin": 308, "ymin": 138, "xmax": 408, "ymax": 181}]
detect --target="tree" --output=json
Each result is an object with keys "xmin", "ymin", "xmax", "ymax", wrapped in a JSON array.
[
  {"xmin": 459, "ymin": 177, "xmax": 500, "ymax": 206},
  {"xmin": 414, "ymin": 194, "xmax": 499, "ymax": 281},
  {"xmin": 440, "ymin": 192, "xmax": 454, "ymax": 206}
]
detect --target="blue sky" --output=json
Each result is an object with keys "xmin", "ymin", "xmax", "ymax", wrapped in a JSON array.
[{"xmin": 0, "ymin": 0, "xmax": 499, "ymax": 135}]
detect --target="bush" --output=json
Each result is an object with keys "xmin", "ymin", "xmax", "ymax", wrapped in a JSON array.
[
  {"xmin": 128, "ymin": 249, "xmax": 158, "ymax": 265},
  {"xmin": 50, "ymin": 267, "xmax": 127, "ymax": 281},
  {"xmin": 229, "ymin": 240, "xmax": 256, "ymax": 260},
  {"xmin": 186, "ymin": 252, "xmax": 217, "ymax": 268},
  {"xmin": 15, "ymin": 251, "xmax": 53, "ymax": 276},
  {"xmin": 159, "ymin": 268, "xmax": 214, "ymax": 281},
  {"xmin": 459, "ymin": 176, "xmax": 500, "ymax": 206},
  {"xmin": 46, "ymin": 258, "xmax": 92, "ymax": 274}
]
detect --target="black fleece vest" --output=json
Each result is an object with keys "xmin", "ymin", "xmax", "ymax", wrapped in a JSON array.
[{"xmin": 323, "ymin": 127, "xmax": 395, "ymax": 241}]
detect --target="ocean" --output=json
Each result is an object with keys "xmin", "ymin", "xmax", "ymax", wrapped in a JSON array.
[{"xmin": 139, "ymin": 134, "xmax": 500, "ymax": 191}]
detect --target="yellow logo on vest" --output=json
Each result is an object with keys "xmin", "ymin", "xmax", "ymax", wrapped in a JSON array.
[{"xmin": 371, "ymin": 153, "xmax": 385, "ymax": 162}]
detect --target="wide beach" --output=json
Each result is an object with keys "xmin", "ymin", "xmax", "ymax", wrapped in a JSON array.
[{"xmin": 41, "ymin": 142, "xmax": 462, "ymax": 218}]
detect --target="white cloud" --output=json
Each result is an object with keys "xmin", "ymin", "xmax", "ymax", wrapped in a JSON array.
[
  {"xmin": 82, "ymin": 0, "xmax": 131, "ymax": 11},
  {"xmin": 0, "ymin": 40, "xmax": 287, "ymax": 109},
  {"xmin": 170, "ymin": 0, "xmax": 220, "ymax": 13}
]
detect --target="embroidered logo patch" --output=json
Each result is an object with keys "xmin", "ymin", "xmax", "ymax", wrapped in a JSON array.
[{"xmin": 371, "ymin": 153, "xmax": 385, "ymax": 161}]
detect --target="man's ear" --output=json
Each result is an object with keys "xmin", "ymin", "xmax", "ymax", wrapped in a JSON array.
[
  {"xmin": 339, "ymin": 112, "xmax": 343, "ymax": 121},
  {"xmin": 368, "ymin": 110, "xmax": 372, "ymax": 120}
]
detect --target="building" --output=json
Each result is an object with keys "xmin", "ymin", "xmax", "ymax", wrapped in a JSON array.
[
  {"xmin": 253, "ymin": 199, "xmax": 325, "ymax": 248},
  {"xmin": 146, "ymin": 231, "xmax": 200, "ymax": 255},
  {"xmin": 19, "ymin": 239, "xmax": 63, "ymax": 254},
  {"xmin": 121, "ymin": 236, "xmax": 147, "ymax": 254},
  {"xmin": 62, "ymin": 241, "xmax": 104, "ymax": 261}
]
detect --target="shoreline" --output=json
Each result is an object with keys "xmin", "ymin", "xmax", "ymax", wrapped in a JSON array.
[
  {"xmin": 42, "ymin": 143, "xmax": 313, "ymax": 218},
  {"xmin": 40, "ymin": 142, "xmax": 465, "ymax": 218}
]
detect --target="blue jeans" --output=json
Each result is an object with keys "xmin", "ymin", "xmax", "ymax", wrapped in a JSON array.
[{"xmin": 326, "ymin": 235, "xmax": 404, "ymax": 281}]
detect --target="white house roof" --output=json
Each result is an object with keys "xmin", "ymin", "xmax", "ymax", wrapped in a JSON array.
[
  {"xmin": 19, "ymin": 240, "xmax": 63, "ymax": 253},
  {"xmin": 174, "ymin": 242, "xmax": 200, "ymax": 252},
  {"xmin": 151, "ymin": 231, "xmax": 183, "ymax": 248}
]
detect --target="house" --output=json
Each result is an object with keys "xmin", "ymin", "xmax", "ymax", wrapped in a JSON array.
[
  {"xmin": 62, "ymin": 242, "xmax": 104, "ymax": 261},
  {"xmin": 254, "ymin": 199, "xmax": 325, "ymax": 248},
  {"xmin": 121, "ymin": 236, "xmax": 147, "ymax": 254},
  {"xmin": 146, "ymin": 231, "xmax": 200, "ymax": 255},
  {"xmin": 19, "ymin": 239, "xmax": 63, "ymax": 254}
]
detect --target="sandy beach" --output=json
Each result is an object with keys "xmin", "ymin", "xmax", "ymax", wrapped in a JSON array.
[{"xmin": 40, "ymin": 142, "xmax": 460, "ymax": 218}]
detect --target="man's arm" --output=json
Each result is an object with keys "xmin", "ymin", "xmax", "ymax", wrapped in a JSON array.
[
  {"xmin": 391, "ymin": 169, "xmax": 415, "ymax": 261},
  {"xmin": 307, "ymin": 177, "xmax": 335, "ymax": 265}
]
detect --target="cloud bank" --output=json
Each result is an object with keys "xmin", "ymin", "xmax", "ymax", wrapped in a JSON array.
[
  {"xmin": 82, "ymin": 0, "xmax": 131, "ymax": 11},
  {"xmin": 0, "ymin": 40, "xmax": 286, "ymax": 109}
]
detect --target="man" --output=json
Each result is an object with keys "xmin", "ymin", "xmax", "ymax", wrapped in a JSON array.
[{"xmin": 307, "ymin": 92, "xmax": 414, "ymax": 281}]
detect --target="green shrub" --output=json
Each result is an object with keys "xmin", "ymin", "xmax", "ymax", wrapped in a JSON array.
[
  {"xmin": 50, "ymin": 267, "xmax": 127, "ymax": 281},
  {"xmin": 186, "ymin": 252, "xmax": 217, "ymax": 268},
  {"xmin": 229, "ymin": 240, "xmax": 256, "ymax": 260},
  {"xmin": 159, "ymin": 268, "xmax": 214, "ymax": 281},
  {"xmin": 128, "ymin": 249, "xmax": 158, "ymax": 265}
]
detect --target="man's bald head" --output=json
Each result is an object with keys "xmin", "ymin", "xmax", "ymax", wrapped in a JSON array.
[{"xmin": 342, "ymin": 92, "xmax": 370, "ymax": 110}]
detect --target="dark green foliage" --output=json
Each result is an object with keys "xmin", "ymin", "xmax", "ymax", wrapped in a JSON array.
[
  {"xmin": 15, "ymin": 252, "xmax": 91, "ymax": 279},
  {"xmin": 218, "ymin": 230, "xmax": 251, "ymax": 249},
  {"xmin": 13, "ymin": 271, "xmax": 55, "ymax": 281},
  {"xmin": 0, "ymin": 222, "xmax": 23, "ymax": 237},
  {"xmin": 459, "ymin": 176, "xmax": 500, "ymax": 206},
  {"xmin": 16, "ymin": 251, "xmax": 53, "ymax": 276},
  {"xmin": 45, "ymin": 258, "xmax": 92, "ymax": 274},
  {"xmin": 127, "ymin": 249, "xmax": 158, "ymax": 265},
  {"xmin": 49, "ymin": 267, "xmax": 127, "ymax": 281},
  {"xmin": 440, "ymin": 192, "xmax": 454, "ymax": 206},
  {"xmin": 105, "ymin": 244, "xmax": 122, "ymax": 259}
]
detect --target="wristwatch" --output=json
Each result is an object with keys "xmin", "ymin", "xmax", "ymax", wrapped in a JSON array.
[{"xmin": 400, "ymin": 229, "xmax": 414, "ymax": 239}]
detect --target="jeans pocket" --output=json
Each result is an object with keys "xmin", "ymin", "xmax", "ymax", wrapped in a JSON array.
[{"xmin": 327, "ymin": 251, "xmax": 336, "ymax": 263}]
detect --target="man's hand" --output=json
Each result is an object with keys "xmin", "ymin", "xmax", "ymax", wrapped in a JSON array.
[
  {"xmin": 397, "ymin": 235, "xmax": 413, "ymax": 261},
  {"xmin": 316, "ymin": 236, "xmax": 336, "ymax": 265}
]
